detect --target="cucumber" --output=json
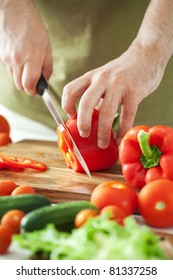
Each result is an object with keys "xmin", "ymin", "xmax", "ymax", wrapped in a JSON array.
[
  {"xmin": 20, "ymin": 200, "xmax": 99, "ymax": 233},
  {"xmin": 0, "ymin": 194, "xmax": 51, "ymax": 218}
]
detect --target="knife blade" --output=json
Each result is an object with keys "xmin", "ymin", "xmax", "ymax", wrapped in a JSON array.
[{"xmin": 36, "ymin": 75, "xmax": 91, "ymax": 178}]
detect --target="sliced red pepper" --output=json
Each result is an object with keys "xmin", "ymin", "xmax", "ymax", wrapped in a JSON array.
[
  {"xmin": 57, "ymin": 109, "xmax": 119, "ymax": 172},
  {"xmin": 119, "ymin": 125, "xmax": 173, "ymax": 189},
  {"xmin": 0, "ymin": 155, "xmax": 47, "ymax": 171}
]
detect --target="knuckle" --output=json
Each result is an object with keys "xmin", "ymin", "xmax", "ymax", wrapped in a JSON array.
[
  {"xmin": 10, "ymin": 51, "xmax": 21, "ymax": 64},
  {"xmin": 78, "ymin": 120, "xmax": 90, "ymax": 132},
  {"xmin": 80, "ymin": 95, "xmax": 93, "ymax": 108},
  {"xmin": 100, "ymin": 107, "xmax": 114, "ymax": 121},
  {"xmin": 95, "ymin": 69, "xmax": 110, "ymax": 82},
  {"xmin": 22, "ymin": 79, "xmax": 35, "ymax": 95},
  {"xmin": 63, "ymin": 83, "xmax": 73, "ymax": 96},
  {"xmin": 0, "ymin": 52, "xmax": 10, "ymax": 64}
]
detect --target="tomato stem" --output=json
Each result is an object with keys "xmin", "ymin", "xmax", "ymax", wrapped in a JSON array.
[{"xmin": 137, "ymin": 130, "xmax": 162, "ymax": 169}]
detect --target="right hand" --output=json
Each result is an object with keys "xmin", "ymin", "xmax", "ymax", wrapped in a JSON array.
[{"xmin": 0, "ymin": 0, "xmax": 52, "ymax": 95}]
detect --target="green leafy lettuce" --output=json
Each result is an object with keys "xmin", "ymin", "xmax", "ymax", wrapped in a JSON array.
[{"xmin": 13, "ymin": 215, "xmax": 168, "ymax": 260}]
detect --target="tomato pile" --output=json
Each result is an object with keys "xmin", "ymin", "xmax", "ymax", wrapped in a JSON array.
[
  {"xmin": 75, "ymin": 178, "xmax": 173, "ymax": 230},
  {"xmin": 0, "ymin": 180, "xmax": 36, "ymax": 254}
]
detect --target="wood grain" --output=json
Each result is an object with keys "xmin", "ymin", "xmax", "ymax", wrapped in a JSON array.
[{"xmin": 0, "ymin": 140, "xmax": 124, "ymax": 203}]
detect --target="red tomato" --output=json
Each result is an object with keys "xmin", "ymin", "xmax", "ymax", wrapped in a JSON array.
[
  {"xmin": 138, "ymin": 179, "xmax": 173, "ymax": 228},
  {"xmin": 100, "ymin": 205, "xmax": 126, "ymax": 225},
  {"xmin": 0, "ymin": 132, "xmax": 12, "ymax": 146},
  {"xmin": 90, "ymin": 181, "xmax": 138, "ymax": 216},
  {"xmin": 74, "ymin": 209, "xmax": 98, "ymax": 228},
  {"xmin": 11, "ymin": 185, "xmax": 36, "ymax": 196},
  {"xmin": 1, "ymin": 209, "xmax": 25, "ymax": 234},
  {"xmin": 0, "ymin": 115, "xmax": 10, "ymax": 134},
  {"xmin": 0, "ymin": 225, "xmax": 12, "ymax": 254},
  {"xmin": 0, "ymin": 180, "xmax": 17, "ymax": 196}
]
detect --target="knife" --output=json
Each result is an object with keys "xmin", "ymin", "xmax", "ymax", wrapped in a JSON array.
[{"xmin": 36, "ymin": 75, "xmax": 91, "ymax": 178}]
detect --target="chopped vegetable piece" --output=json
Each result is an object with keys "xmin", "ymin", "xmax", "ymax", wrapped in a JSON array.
[{"xmin": 0, "ymin": 155, "xmax": 47, "ymax": 171}]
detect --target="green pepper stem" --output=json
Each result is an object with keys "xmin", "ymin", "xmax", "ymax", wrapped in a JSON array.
[
  {"xmin": 137, "ymin": 130, "xmax": 153, "ymax": 159},
  {"xmin": 137, "ymin": 129, "xmax": 162, "ymax": 169}
]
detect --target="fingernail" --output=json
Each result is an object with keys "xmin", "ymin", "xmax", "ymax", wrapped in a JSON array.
[
  {"xmin": 79, "ymin": 130, "xmax": 90, "ymax": 138},
  {"xmin": 98, "ymin": 140, "xmax": 108, "ymax": 149}
]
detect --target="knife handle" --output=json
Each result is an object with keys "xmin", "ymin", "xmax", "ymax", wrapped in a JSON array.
[{"xmin": 37, "ymin": 74, "xmax": 48, "ymax": 96}]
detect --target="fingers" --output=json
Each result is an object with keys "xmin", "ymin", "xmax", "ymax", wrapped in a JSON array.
[
  {"xmin": 42, "ymin": 44, "xmax": 53, "ymax": 81},
  {"xmin": 115, "ymin": 99, "xmax": 138, "ymax": 145},
  {"xmin": 22, "ymin": 61, "xmax": 42, "ymax": 95},
  {"xmin": 97, "ymin": 88, "xmax": 121, "ymax": 148},
  {"xmin": 63, "ymin": 74, "xmax": 138, "ymax": 149},
  {"xmin": 77, "ymin": 82, "xmax": 106, "ymax": 137},
  {"xmin": 62, "ymin": 75, "xmax": 91, "ymax": 118},
  {"xmin": 12, "ymin": 65, "xmax": 24, "ymax": 92},
  {"xmin": 8, "ymin": 48, "xmax": 52, "ymax": 95}
]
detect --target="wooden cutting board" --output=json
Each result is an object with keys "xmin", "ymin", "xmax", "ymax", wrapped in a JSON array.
[{"xmin": 0, "ymin": 139, "xmax": 124, "ymax": 203}]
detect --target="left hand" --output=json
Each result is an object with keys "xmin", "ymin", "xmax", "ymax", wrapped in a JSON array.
[{"xmin": 62, "ymin": 40, "xmax": 165, "ymax": 148}]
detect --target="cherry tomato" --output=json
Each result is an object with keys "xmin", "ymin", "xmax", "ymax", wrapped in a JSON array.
[
  {"xmin": 74, "ymin": 209, "xmax": 99, "ymax": 228},
  {"xmin": 100, "ymin": 205, "xmax": 126, "ymax": 225},
  {"xmin": 138, "ymin": 179, "xmax": 173, "ymax": 228},
  {"xmin": 1, "ymin": 209, "xmax": 25, "ymax": 234},
  {"xmin": 0, "ymin": 225, "xmax": 12, "ymax": 254},
  {"xmin": 90, "ymin": 181, "xmax": 138, "ymax": 216},
  {"xmin": 0, "ymin": 115, "xmax": 10, "ymax": 134},
  {"xmin": 0, "ymin": 180, "xmax": 17, "ymax": 196},
  {"xmin": 0, "ymin": 132, "xmax": 12, "ymax": 146},
  {"xmin": 11, "ymin": 185, "xmax": 36, "ymax": 196}
]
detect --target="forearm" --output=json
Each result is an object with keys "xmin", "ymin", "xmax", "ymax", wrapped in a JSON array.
[{"xmin": 134, "ymin": 0, "xmax": 173, "ymax": 67}]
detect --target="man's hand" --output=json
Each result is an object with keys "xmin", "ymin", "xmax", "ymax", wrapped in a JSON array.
[
  {"xmin": 0, "ymin": 0, "xmax": 52, "ymax": 95},
  {"xmin": 62, "ymin": 0, "xmax": 173, "ymax": 148}
]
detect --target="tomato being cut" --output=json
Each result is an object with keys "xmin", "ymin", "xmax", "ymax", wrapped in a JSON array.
[
  {"xmin": 57, "ymin": 109, "xmax": 119, "ymax": 172},
  {"xmin": 138, "ymin": 179, "xmax": 173, "ymax": 228},
  {"xmin": 90, "ymin": 181, "xmax": 138, "ymax": 216}
]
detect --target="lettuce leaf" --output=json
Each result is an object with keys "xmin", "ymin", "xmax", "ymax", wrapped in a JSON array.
[{"xmin": 13, "ymin": 215, "xmax": 168, "ymax": 260}]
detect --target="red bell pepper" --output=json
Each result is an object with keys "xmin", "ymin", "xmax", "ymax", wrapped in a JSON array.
[
  {"xmin": 57, "ymin": 110, "xmax": 119, "ymax": 172},
  {"xmin": 119, "ymin": 125, "xmax": 173, "ymax": 189},
  {"xmin": 0, "ymin": 154, "xmax": 47, "ymax": 171}
]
